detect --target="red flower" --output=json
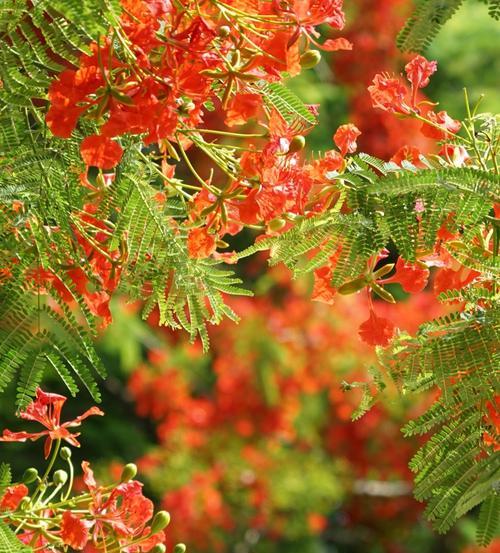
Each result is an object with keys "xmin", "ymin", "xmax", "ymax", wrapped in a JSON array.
[
  {"xmin": 82, "ymin": 462, "xmax": 156, "ymax": 542},
  {"xmin": 307, "ymin": 512, "xmax": 328, "ymax": 533},
  {"xmin": 382, "ymin": 258, "xmax": 430, "ymax": 294},
  {"xmin": 434, "ymin": 266, "xmax": 480, "ymax": 295},
  {"xmin": 0, "ymin": 388, "xmax": 103, "ymax": 458},
  {"xmin": 421, "ymin": 111, "xmax": 461, "ymax": 140},
  {"xmin": 358, "ymin": 309, "xmax": 395, "ymax": 347},
  {"xmin": 0, "ymin": 484, "xmax": 28, "ymax": 511},
  {"xmin": 310, "ymin": 149, "xmax": 344, "ymax": 179},
  {"xmin": 390, "ymin": 146, "xmax": 425, "ymax": 168},
  {"xmin": 187, "ymin": 227, "xmax": 217, "ymax": 259},
  {"xmin": 368, "ymin": 73, "xmax": 410, "ymax": 114},
  {"xmin": 405, "ymin": 55, "xmax": 437, "ymax": 90},
  {"xmin": 291, "ymin": 0, "xmax": 346, "ymax": 29},
  {"xmin": 312, "ymin": 265, "xmax": 337, "ymax": 305},
  {"xmin": 80, "ymin": 135, "xmax": 123, "ymax": 169},
  {"xmin": 405, "ymin": 55, "xmax": 437, "ymax": 107},
  {"xmin": 225, "ymin": 93, "xmax": 262, "ymax": 127},
  {"xmin": 60, "ymin": 511, "xmax": 90, "ymax": 550},
  {"xmin": 333, "ymin": 123, "xmax": 361, "ymax": 156},
  {"xmin": 46, "ymin": 105, "xmax": 86, "ymax": 139}
]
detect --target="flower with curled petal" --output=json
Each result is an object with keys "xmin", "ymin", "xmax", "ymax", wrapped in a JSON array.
[
  {"xmin": 405, "ymin": 55, "xmax": 437, "ymax": 107},
  {"xmin": 0, "ymin": 388, "xmax": 103, "ymax": 458},
  {"xmin": 333, "ymin": 123, "xmax": 361, "ymax": 156}
]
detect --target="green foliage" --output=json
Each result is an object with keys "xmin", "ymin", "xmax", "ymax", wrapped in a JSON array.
[
  {"xmin": 0, "ymin": 0, "xmax": 122, "ymax": 107},
  {"xmin": 238, "ymin": 155, "xmax": 499, "ymax": 535},
  {"xmin": 381, "ymin": 298, "xmax": 499, "ymax": 536},
  {"xmin": 0, "ymin": 463, "xmax": 12, "ymax": 495},
  {"xmin": 110, "ymin": 160, "xmax": 251, "ymax": 349},
  {"xmin": 476, "ymin": 494, "xmax": 500, "ymax": 546},
  {"xmin": 0, "ymin": 64, "xmax": 250, "ymax": 406},
  {"xmin": 0, "ymin": 281, "xmax": 106, "ymax": 409},
  {"xmin": 0, "ymin": 521, "xmax": 31, "ymax": 553},
  {"xmin": 0, "ymin": 110, "xmax": 108, "ymax": 406},
  {"xmin": 258, "ymin": 82, "xmax": 317, "ymax": 129},
  {"xmin": 426, "ymin": 5, "xmax": 500, "ymax": 118},
  {"xmin": 397, "ymin": 0, "xmax": 500, "ymax": 52}
]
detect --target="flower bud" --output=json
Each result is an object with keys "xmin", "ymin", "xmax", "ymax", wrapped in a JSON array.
[
  {"xmin": 371, "ymin": 283, "xmax": 396, "ymax": 304},
  {"xmin": 173, "ymin": 545, "xmax": 186, "ymax": 553},
  {"xmin": 60, "ymin": 447, "xmax": 72, "ymax": 461},
  {"xmin": 150, "ymin": 545, "xmax": 166, "ymax": 553},
  {"xmin": 268, "ymin": 218, "xmax": 286, "ymax": 232},
  {"xmin": 300, "ymin": 50, "xmax": 322, "ymax": 69},
  {"xmin": 219, "ymin": 26, "xmax": 231, "ymax": 38},
  {"xmin": 288, "ymin": 135, "xmax": 306, "ymax": 153},
  {"xmin": 372, "ymin": 263, "xmax": 395, "ymax": 279},
  {"xmin": 53, "ymin": 470, "xmax": 68, "ymax": 486},
  {"xmin": 120, "ymin": 463, "xmax": 138, "ymax": 483},
  {"xmin": 150, "ymin": 511, "xmax": 171, "ymax": 535},
  {"xmin": 22, "ymin": 468, "xmax": 38, "ymax": 484}
]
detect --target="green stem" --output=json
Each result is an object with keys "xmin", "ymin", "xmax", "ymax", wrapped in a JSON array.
[{"xmin": 31, "ymin": 439, "xmax": 61, "ymax": 505}]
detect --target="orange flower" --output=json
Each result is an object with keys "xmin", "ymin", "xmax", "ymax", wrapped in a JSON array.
[
  {"xmin": 187, "ymin": 227, "xmax": 217, "ymax": 259},
  {"xmin": 405, "ymin": 55, "xmax": 437, "ymax": 107},
  {"xmin": 333, "ymin": 123, "xmax": 361, "ymax": 156},
  {"xmin": 421, "ymin": 111, "xmax": 461, "ymax": 140}
]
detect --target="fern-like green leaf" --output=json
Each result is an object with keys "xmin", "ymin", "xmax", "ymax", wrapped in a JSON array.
[
  {"xmin": 258, "ymin": 82, "xmax": 317, "ymax": 129},
  {"xmin": 0, "ymin": 464, "xmax": 12, "ymax": 496},
  {"xmin": 397, "ymin": 0, "xmax": 465, "ymax": 52},
  {"xmin": 476, "ymin": 494, "xmax": 500, "ymax": 546},
  {"xmin": 0, "ymin": 521, "xmax": 31, "ymax": 553}
]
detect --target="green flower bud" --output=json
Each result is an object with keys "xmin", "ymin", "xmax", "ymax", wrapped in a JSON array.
[
  {"xmin": 268, "ymin": 218, "xmax": 286, "ymax": 232},
  {"xmin": 288, "ymin": 135, "xmax": 306, "ymax": 153},
  {"xmin": 150, "ymin": 511, "xmax": 171, "ymax": 535},
  {"xmin": 53, "ymin": 470, "xmax": 68, "ymax": 486},
  {"xmin": 300, "ymin": 50, "xmax": 322, "ymax": 69},
  {"xmin": 150, "ymin": 545, "xmax": 166, "ymax": 553},
  {"xmin": 173, "ymin": 545, "xmax": 186, "ymax": 553},
  {"xmin": 218, "ymin": 26, "xmax": 231, "ymax": 38},
  {"xmin": 60, "ymin": 447, "xmax": 72, "ymax": 461},
  {"xmin": 216, "ymin": 239, "xmax": 230, "ymax": 249},
  {"xmin": 371, "ymin": 282, "xmax": 396, "ymax": 304},
  {"xmin": 372, "ymin": 263, "xmax": 394, "ymax": 279},
  {"xmin": 120, "ymin": 463, "xmax": 138, "ymax": 483},
  {"xmin": 22, "ymin": 468, "xmax": 38, "ymax": 484}
]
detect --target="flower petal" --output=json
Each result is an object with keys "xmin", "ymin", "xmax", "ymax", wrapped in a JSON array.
[
  {"xmin": 60, "ymin": 511, "xmax": 90, "ymax": 550},
  {"xmin": 358, "ymin": 309, "xmax": 395, "ymax": 347},
  {"xmin": 80, "ymin": 135, "xmax": 123, "ymax": 169}
]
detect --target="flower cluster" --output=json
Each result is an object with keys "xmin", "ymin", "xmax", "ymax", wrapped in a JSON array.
[
  {"xmin": 331, "ymin": 0, "xmax": 429, "ymax": 158},
  {"xmin": 47, "ymin": 0, "xmax": 347, "ymax": 162},
  {"xmin": 6, "ymin": 0, "xmax": 490, "ymax": 349},
  {"xmin": 0, "ymin": 389, "xmax": 183, "ymax": 553}
]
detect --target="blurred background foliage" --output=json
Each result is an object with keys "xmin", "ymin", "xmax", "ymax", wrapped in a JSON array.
[{"xmin": 1, "ymin": 0, "xmax": 499, "ymax": 552}]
